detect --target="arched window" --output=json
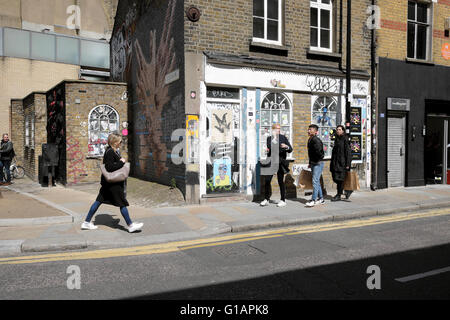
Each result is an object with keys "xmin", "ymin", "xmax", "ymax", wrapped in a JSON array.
[
  {"xmin": 88, "ymin": 105, "xmax": 119, "ymax": 157},
  {"xmin": 260, "ymin": 92, "xmax": 292, "ymax": 159},
  {"xmin": 312, "ymin": 96, "xmax": 338, "ymax": 158}
]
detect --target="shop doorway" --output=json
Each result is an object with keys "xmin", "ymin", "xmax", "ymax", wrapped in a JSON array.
[
  {"xmin": 425, "ymin": 116, "xmax": 450, "ymax": 184},
  {"xmin": 203, "ymin": 100, "xmax": 243, "ymax": 195},
  {"xmin": 387, "ymin": 115, "xmax": 406, "ymax": 187}
]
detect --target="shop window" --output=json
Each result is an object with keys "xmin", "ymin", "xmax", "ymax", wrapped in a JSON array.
[
  {"xmin": 310, "ymin": 0, "xmax": 333, "ymax": 53},
  {"xmin": 407, "ymin": 1, "xmax": 431, "ymax": 60},
  {"xmin": 312, "ymin": 96, "xmax": 338, "ymax": 158},
  {"xmin": 260, "ymin": 92, "xmax": 292, "ymax": 159},
  {"xmin": 88, "ymin": 105, "xmax": 119, "ymax": 157},
  {"xmin": 253, "ymin": 0, "xmax": 283, "ymax": 45}
]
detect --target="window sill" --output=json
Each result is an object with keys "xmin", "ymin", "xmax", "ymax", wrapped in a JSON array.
[
  {"xmin": 307, "ymin": 49, "xmax": 342, "ymax": 62},
  {"xmin": 250, "ymin": 40, "xmax": 289, "ymax": 56},
  {"xmin": 405, "ymin": 58, "xmax": 435, "ymax": 65}
]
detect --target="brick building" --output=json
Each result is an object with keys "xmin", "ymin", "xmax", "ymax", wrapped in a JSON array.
[
  {"xmin": 1, "ymin": 0, "xmax": 118, "ymax": 140},
  {"xmin": 374, "ymin": 0, "xmax": 450, "ymax": 188},
  {"xmin": 112, "ymin": 0, "xmax": 373, "ymax": 203},
  {"xmin": 11, "ymin": 80, "xmax": 128, "ymax": 185}
]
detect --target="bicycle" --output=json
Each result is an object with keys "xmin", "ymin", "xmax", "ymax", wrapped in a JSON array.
[{"xmin": 2, "ymin": 157, "xmax": 25, "ymax": 180}]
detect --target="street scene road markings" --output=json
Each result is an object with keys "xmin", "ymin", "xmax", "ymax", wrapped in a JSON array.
[
  {"xmin": 0, "ymin": 208, "xmax": 449, "ymax": 265},
  {"xmin": 395, "ymin": 267, "xmax": 450, "ymax": 283}
]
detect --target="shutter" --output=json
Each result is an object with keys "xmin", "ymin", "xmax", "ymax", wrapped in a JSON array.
[{"xmin": 387, "ymin": 117, "xmax": 405, "ymax": 187}]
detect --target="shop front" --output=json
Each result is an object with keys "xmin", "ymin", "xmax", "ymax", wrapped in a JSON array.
[
  {"xmin": 198, "ymin": 61, "xmax": 371, "ymax": 200},
  {"xmin": 377, "ymin": 57, "xmax": 450, "ymax": 188}
]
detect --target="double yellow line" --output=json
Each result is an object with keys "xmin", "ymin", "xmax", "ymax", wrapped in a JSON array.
[{"xmin": 0, "ymin": 208, "xmax": 449, "ymax": 265}]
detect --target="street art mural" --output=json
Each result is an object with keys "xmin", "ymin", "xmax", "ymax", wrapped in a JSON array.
[
  {"xmin": 133, "ymin": 0, "xmax": 178, "ymax": 178},
  {"xmin": 112, "ymin": 0, "xmax": 185, "ymax": 186}
]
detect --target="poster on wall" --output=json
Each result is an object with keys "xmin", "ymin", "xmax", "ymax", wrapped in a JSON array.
[
  {"xmin": 350, "ymin": 135, "xmax": 362, "ymax": 161},
  {"xmin": 350, "ymin": 107, "xmax": 362, "ymax": 133},
  {"xmin": 186, "ymin": 115, "xmax": 199, "ymax": 164},
  {"xmin": 213, "ymin": 157, "xmax": 232, "ymax": 187},
  {"xmin": 211, "ymin": 109, "xmax": 232, "ymax": 143}
]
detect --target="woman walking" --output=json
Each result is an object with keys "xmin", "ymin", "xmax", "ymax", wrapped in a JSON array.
[
  {"xmin": 260, "ymin": 123, "xmax": 293, "ymax": 208},
  {"xmin": 330, "ymin": 125, "xmax": 352, "ymax": 201},
  {"xmin": 81, "ymin": 133, "xmax": 143, "ymax": 233}
]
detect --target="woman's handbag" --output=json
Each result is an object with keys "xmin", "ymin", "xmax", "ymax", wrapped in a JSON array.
[
  {"xmin": 100, "ymin": 162, "xmax": 130, "ymax": 183},
  {"xmin": 343, "ymin": 171, "xmax": 360, "ymax": 191}
]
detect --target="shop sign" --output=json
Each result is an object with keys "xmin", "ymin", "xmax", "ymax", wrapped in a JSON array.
[
  {"xmin": 387, "ymin": 98, "xmax": 410, "ymax": 111},
  {"xmin": 207, "ymin": 87, "xmax": 240, "ymax": 100}
]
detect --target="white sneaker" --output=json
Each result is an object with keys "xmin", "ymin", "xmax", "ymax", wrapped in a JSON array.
[
  {"xmin": 316, "ymin": 199, "xmax": 325, "ymax": 205},
  {"xmin": 260, "ymin": 199, "xmax": 269, "ymax": 207},
  {"xmin": 128, "ymin": 222, "xmax": 144, "ymax": 233},
  {"xmin": 305, "ymin": 200, "xmax": 316, "ymax": 207},
  {"xmin": 277, "ymin": 200, "xmax": 287, "ymax": 208},
  {"xmin": 81, "ymin": 222, "xmax": 98, "ymax": 230}
]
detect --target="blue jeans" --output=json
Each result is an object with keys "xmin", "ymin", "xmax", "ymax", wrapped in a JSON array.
[
  {"xmin": 0, "ymin": 160, "xmax": 11, "ymax": 182},
  {"xmin": 85, "ymin": 201, "xmax": 133, "ymax": 226},
  {"xmin": 311, "ymin": 162, "xmax": 324, "ymax": 201}
]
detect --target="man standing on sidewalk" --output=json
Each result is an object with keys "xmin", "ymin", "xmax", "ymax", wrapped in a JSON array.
[
  {"xmin": 306, "ymin": 125, "xmax": 325, "ymax": 207},
  {"xmin": 0, "ymin": 133, "xmax": 15, "ymax": 186}
]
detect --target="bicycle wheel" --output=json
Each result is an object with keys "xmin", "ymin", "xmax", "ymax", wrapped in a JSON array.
[{"xmin": 13, "ymin": 166, "xmax": 25, "ymax": 179}]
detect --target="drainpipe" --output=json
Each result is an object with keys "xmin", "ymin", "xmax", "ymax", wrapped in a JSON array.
[
  {"xmin": 345, "ymin": 0, "xmax": 352, "ymax": 132},
  {"xmin": 370, "ymin": 0, "xmax": 378, "ymax": 191}
]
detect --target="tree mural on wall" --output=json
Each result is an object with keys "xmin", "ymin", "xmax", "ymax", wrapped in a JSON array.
[{"xmin": 133, "ymin": 0, "xmax": 177, "ymax": 177}]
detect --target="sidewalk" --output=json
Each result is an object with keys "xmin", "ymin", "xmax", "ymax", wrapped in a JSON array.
[{"xmin": 1, "ymin": 178, "xmax": 450, "ymax": 256}]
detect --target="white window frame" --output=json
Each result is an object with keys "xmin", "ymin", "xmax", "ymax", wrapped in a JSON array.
[
  {"xmin": 252, "ymin": 0, "xmax": 283, "ymax": 45},
  {"xmin": 88, "ymin": 105, "xmax": 120, "ymax": 157},
  {"xmin": 407, "ymin": 1, "xmax": 432, "ymax": 61},
  {"xmin": 259, "ymin": 91, "xmax": 293, "ymax": 160},
  {"xmin": 310, "ymin": 0, "xmax": 333, "ymax": 53},
  {"xmin": 311, "ymin": 95, "xmax": 338, "ymax": 159}
]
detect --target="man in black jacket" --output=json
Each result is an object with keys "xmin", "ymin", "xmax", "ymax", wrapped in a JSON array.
[
  {"xmin": 0, "ymin": 133, "xmax": 15, "ymax": 186},
  {"xmin": 306, "ymin": 125, "xmax": 325, "ymax": 207},
  {"xmin": 330, "ymin": 125, "xmax": 352, "ymax": 201},
  {"xmin": 260, "ymin": 124, "xmax": 293, "ymax": 208}
]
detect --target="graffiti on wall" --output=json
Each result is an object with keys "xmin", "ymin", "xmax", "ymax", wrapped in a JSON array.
[
  {"xmin": 66, "ymin": 136, "xmax": 88, "ymax": 184},
  {"xmin": 111, "ymin": 3, "xmax": 138, "ymax": 81},
  {"xmin": 133, "ymin": 0, "xmax": 178, "ymax": 177}
]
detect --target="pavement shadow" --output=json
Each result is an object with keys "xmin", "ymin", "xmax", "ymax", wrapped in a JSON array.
[
  {"xmin": 93, "ymin": 214, "xmax": 129, "ymax": 232},
  {"xmin": 126, "ymin": 243, "xmax": 450, "ymax": 300}
]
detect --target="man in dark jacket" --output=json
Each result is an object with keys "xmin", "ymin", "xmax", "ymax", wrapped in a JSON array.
[
  {"xmin": 0, "ymin": 133, "xmax": 15, "ymax": 185},
  {"xmin": 330, "ymin": 125, "xmax": 352, "ymax": 201},
  {"xmin": 306, "ymin": 125, "xmax": 325, "ymax": 207},
  {"xmin": 260, "ymin": 123, "xmax": 293, "ymax": 208}
]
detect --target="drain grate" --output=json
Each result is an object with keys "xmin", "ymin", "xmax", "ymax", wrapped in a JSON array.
[{"xmin": 213, "ymin": 244, "xmax": 266, "ymax": 257}]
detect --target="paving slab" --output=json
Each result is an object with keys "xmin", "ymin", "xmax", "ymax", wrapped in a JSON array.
[{"xmin": 1, "ymin": 179, "xmax": 450, "ymax": 256}]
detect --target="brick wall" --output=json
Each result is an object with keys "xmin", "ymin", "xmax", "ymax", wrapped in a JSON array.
[
  {"xmin": 9, "ymin": 99, "xmax": 24, "ymax": 166},
  {"xmin": 64, "ymin": 81, "xmax": 128, "ymax": 185},
  {"xmin": 113, "ymin": 0, "xmax": 187, "ymax": 195},
  {"xmin": 22, "ymin": 93, "xmax": 47, "ymax": 181},
  {"xmin": 378, "ymin": 0, "xmax": 450, "ymax": 66},
  {"xmin": 0, "ymin": 57, "xmax": 79, "ymax": 138},
  {"xmin": 184, "ymin": 0, "xmax": 372, "ymax": 71}
]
